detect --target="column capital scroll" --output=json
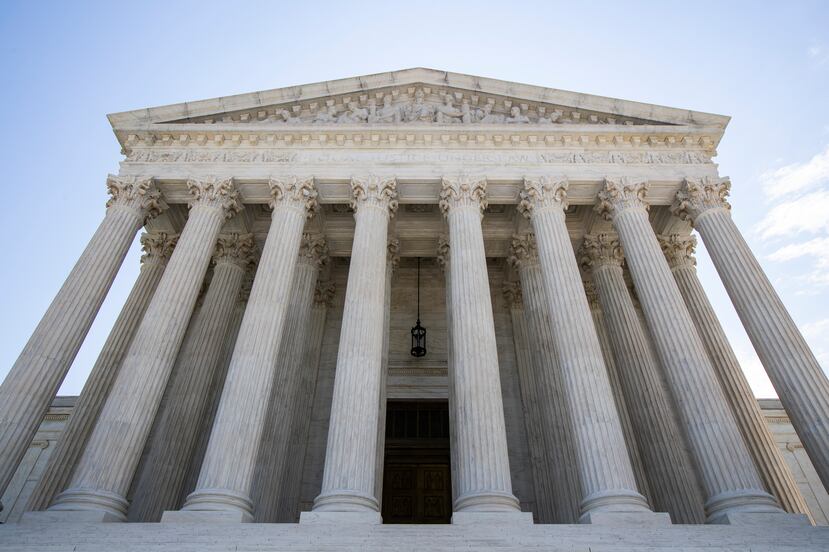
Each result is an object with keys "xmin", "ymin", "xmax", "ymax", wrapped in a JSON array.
[
  {"xmin": 350, "ymin": 175, "xmax": 398, "ymax": 216},
  {"xmin": 268, "ymin": 176, "xmax": 319, "ymax": 218},
  {"xmin": 298, "ymin": 233, "xmax": 328, "ymax": 270},
  {"xmin": 579, "ymin": 233, "xmax": 624, "ymax": 271},
  {"xmin": 502, "ymin": 281, "xmax": 524, "ymax": 309},
  {"xmin": 595, "ymin": 177, "xmax": 650, "ymax": 220},
  {"xmin": 658, "ymin": 234, "xmax": 698, "ymax": 270},
  {"xmin": 213, "ymin": 233, "xmax": 257, "ymax": 270},
  {"xmin": 186, "ymin": 176, "xmax": 242, "ymax": 219},
  {"xmin": 140, "ymin": 232, "xmax": 178, "ymax": 266},
  {"xmin": 671, "ymin": 177, "xmax": 731, "ymax": 223},
  {"xmin": 106, "ymin": 175, "xmax": 167, "ymax": 222},
  {"xmin": 439, "ymin": 175, "xmax": 487, "ymax": 216},
  {"xmin": 518, "ymin": 176, "xmax": 569, "ymax": 217},
  {"xmin": 507, "ymin": 233, "xmax": 539, "ymax": 269}
]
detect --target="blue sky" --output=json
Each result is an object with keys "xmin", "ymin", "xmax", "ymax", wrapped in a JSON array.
[{"xmin": 0, "ymin": 1, "xmax": 827, "ymax": 397}]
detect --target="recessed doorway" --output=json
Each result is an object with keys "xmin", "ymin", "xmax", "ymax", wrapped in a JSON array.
[{"xmin": 381, "ymin": 400, "xmax": 451, "ymax": 524}]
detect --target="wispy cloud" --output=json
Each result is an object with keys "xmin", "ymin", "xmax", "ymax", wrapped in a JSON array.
[
  {"xmin": 759, "ymin": 144, "xmax": 829, "ymax": 200},
  {"xmin": 809, "ymin": 42, "xmax": 829, "ymax": 66},
  {"xmin": 801, "ymin": 319, "xmax": 829, "ymax": 370}
]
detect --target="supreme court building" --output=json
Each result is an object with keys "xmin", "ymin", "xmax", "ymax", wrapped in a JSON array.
[{"xmin": 1, "ymin": 69, "xmax": 829, "ymax": 550}]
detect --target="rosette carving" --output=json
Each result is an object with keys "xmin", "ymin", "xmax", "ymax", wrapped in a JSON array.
[
  {"xmin": 518, "ymin": 176, "xmax": 569, "ymax": 218},
  {"xmin": 507, "ymin": 233, "xmax": 539, "ymax": 269},
  {"xmin": 439, "ymin": 175, "xmax": 487, "ymax": 216},
  {"xmin": 139, "ymin": 232, "xmax": 178, "ymax": 265},
  {"xmin": 213, "ymin": 233, "xmax": 257, "ymax": 269},
  {"xmin": 671, "ymin": 177, "xmax": 731, "ymax": 223},
  {"xmin": 106, "ymin": 175, "xmax": 167, "ymax": 222},
  {"xmin": 186, "ymin": 176, "xmax": 242, "ymax": 219},
  {"xmin": 350, "ymin": 175, "xmax": 398, "ymax": 216},
  {"xmin": 658, "ymin": 233, "xmax": 698, "ymax": 270},
  {"xmin": 268, "ymin": 176, "xmax": 319, "ymax": 217},
  {"xmin": 298, "ymin": 233, "xmax": 328, "ymax": 270},
  {"xmin": 579, "ymin": 233, "xmax": 624, "ymax": 271},
  {"xmin": 595, "ymin": 177, "xmax": 650, "ymax": 220}
]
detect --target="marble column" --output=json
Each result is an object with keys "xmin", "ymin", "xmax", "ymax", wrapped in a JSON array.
[
  {"xmin": 439, "ymin": 176, "xmax": 521, "ymax": 518},
  {"xmin": 659, "ymin": 233, "xmax": 811, "ymax": 518},
  {"xmin": 596, "ymin": 177, "xmax": 785, "ymax": 524},
  {"xmin": 308, "ymin": 175, "xmax": 397, "ymax": 521},
  {"xmin": 47, "ymin": 177, "xmax": 240, "ymax": 520},
  {"xmin": 275, "ymin": 280, "xmax": 334, "ymax": 522},
  {"xmin": 0, "ymin": 176, "xmax": 165, "ymax": 498},
  {"xmin": 518, "ymin": 177, "xmax": 654, "ymax": 524},
  {"xmin": 581, "ymin": 233, "xmax": 706, "ymax": 524},
  {"xmin": 373, "ymin": 239, "xmax": 399, "ymax": 508},
  {"xmin": 252, "ymin": 234, "xmax": 327, "ymax": 523},
  {"xmin": 129, "ymin": 233, "xmax": 256, "ymax": 522},
  {"xmin": 508, "ymin": 234, "xmax": 582, "ymax": 523},
  {"xmin": 673, "ymin": 177, "xmax": 829, "ymax": 494},
  {"xmin": 583, "ymin": 280, "xmax": 652, "ymax": 506},
  {"xmin": 26, "ymin": 232, "xmax": 177, "ymax": 512},
  {"xmin": 503, "ymin": 281, "xmax": 556, "ymax": 523},
  {"xmin": 436, "ymin": 236, "xmax": 459, "ymax": 505},
  {"xmin": 181, "ymin": 177, "xmax": 318, "ymax": 521}
]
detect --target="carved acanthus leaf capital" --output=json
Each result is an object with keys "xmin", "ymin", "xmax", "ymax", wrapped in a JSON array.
[
  {"xmin": 387, "ymin": 238, "xmax": 401, "ymax": 271},
  {"xmin": 508, "ymin": 233, "xmax": 539, "ymax": 269},
  {"xmin": 436, "ymin": 235, "xmax": 450, "ymax": 271},
  {"xmin": 502, "ymin": 281, "xmax": 523, "ymax": 309},
  {"xmin": 298, "ymin": 233, "xmax": 328, "ymax": 270},
  {"xmin": 106, "ymin": 175, "xmax": 167, "ymax": 222},
  {"xmin": 595, "ymin": 177, "xmax": 650, "ymax": 220},
  {"xmin": 268, "ymin": 176, "xmax": 319, "ymax": 218},
  {"xmin": 186, "ymin": 176, "xmax": 242, "ymax": 219},
  {"xmin": 213, "ymin": 233, "xmax": 257, "ymax": 269},
  {"xmin": 658, "ymin": 233, "xmax": 697, "ymax": 270},
  {"xmin": 583, "ymin": 279, "xmax": 600, "ymax": 310},
  {"xmin": 671, "ymin": 177, "xmax": 731, "ymax": 223},
  {"xmin": 350, "ymin": 175, "xmax": 398, "ymax": 216},
  {"xmin": 579, "ymin": 233, "xmax": 624, "ymax": 272},
  {"xmin": 140, "ymin": 232, "xmax": 178, "ymax": 266},
  {"xmin": 518, "ymin": 176, "xmax": 569, "ymax": 218},
  {"xmin": 314, "ymin": 280, "xmax": 336, "ymax": 308},
  {"xmin": 439, "ymin": 175, "xmax": 487, "ymax": 216},
  {"xmin": 239, "ymin": 271, "xmax": 255, "ymax": 303}
]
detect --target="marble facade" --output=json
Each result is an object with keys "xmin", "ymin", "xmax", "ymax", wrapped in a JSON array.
[{"xmin": 1, "ymin": 68, "xmax": 828, "ymax": 550}]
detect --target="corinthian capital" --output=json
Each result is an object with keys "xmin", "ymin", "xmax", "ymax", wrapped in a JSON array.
[
  {"xmin": 140, "ymin": 232, "xmax": 178, "ymax": 266},
  {"xmin": 579, "ymin": 233, "xmax": 624, "ymax": 272},
  {"xmin": 583, "ymin": 279, "xmax": 600, "ymax": 310},
  {"xmin": 186, "ymin": 176, "xmax": 242, "ymax": 219},
  {"xmin": 387, "ymin": 238, "xmax": 401, "ymax": 272},
  {"xmin": 350, "ymin": 175, "xmax": 398, "ymax": 216},
  {"xmin": 314, "ymin": 280, "xmax": 336, "ymax": 308},
  {"xmin": 595, "ymin": 177, "xmax": 650, "ymax": 220},
  {"xmin": 213, "ymin": 233, "xmax": 257, "ymax": 269},
  {"xmin": 436, "ymin": 235, "xmax": 450, "ymax": 272},
  {"xmin": 507, "ymin": 233, "xmax": 539, "ymax": 269},
  {"xmin": 106, "ymin": 175, "xmax": 167, "ymax": 222},
  {"xmin": 439, "ymin": 175, "xmax": 487, "ymax": 216},
  {"xmin": 298, "ymin": 233, "xmax": 328, "ymax": 270},
  {"xmin": 518, "ymin": 176, "xmax": 569, "ymax": 218},
  {"xmin": 671, "ymin": 177, "xmax": 731, "ymax": 223},
  {"xmin": 269, "ymin": 176, "xmax": 319, "ymax": 218},
  {"xmin": 658, "ymin": 233, "xmax": 697, "ymax": 270},
  {"xmin": 502, "ymin": 281, "xmax": 523, "ymax": 309}
]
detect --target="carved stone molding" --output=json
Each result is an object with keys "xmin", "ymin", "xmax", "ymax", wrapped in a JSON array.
[
  {"xmin": 595, "ymin": 176, "xmax": 650, "ymax": 220},
  {"xmin": 106, "ymin": 174, "xmax": 167, "ymax": 222},
  {"xmin": 387, "ymin": 238, "xmax": 401, "ymax": 271},
  {"xmin": 350, "ymin": 175, "xmax": 398, "ymax": 216},
  {"xmin": 439, "ymin": 175, "xmax": 487, "ymax": 215},
  {"xmin": 268, "ymin": 175, "xmax": 319, "ymax": 217},
  {"xmin": 671, "ymin": 177, "xmax": 731, "ymax": 223},
  {"xmin": 314, "ymin": 280, "xmax": 336, "ymax": 308},
  {"xmin": 186, "ymin": 176, "xmax": 242, "ymax": 218},
  {"xmin": 239, "ymin": 271, "xmax": 255, "ymax": 303},
  {"xmin": 507, "ymin": 233, "xmax": 539, "ymax": 269},
  {"xmin": 579, "ymin": 233, "xmax": 624, "ymax": 271},
  {"xmin": 518, "ymin": 176, "xmax": 569, "ymax": 217},
  {"xmin": 583, "ymin": 279, "xmax": 600, "ymax": 310},
  {"xmin": 436, "ymin": 235, "xmax": 450, "ymax": 271},
  {"xmin": 140, "ymin": 232, "xmax": 178, "ymax": 266},
  {"xmin": 213, "ymin": 233, "xmax": 257, "ymax": 269},
  {"xmin": 658, "ymin": 234, "xmax": 698, "ymax": 270},
  {"xmin": 502, "ymin": 281, "xmax": 523, "ymax": 309},
  {"xmin": 298, "ymin": 233, "xmax": 328, "ymax": 270}
]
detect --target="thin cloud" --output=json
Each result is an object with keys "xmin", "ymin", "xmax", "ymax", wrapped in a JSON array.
[{"xmin": 759, "ymin": 144, "xmax": 829, "ymax": 200}]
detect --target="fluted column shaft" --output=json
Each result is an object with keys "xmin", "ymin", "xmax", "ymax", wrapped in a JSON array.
[
  {"xmin": 0, "ymin": 176, "xmax": 165, "ymax": 497},
  {"xmin": 183, "ymin": 177, "xmax": 317, "ymax": 520},
  {"xmin": 129, "ymin": 234, "xmax": 254, "ymax": 522},
  {"xmin": 509, "ymin": 237, "xmax": 582, "ymax": 523},
  {"xmin": 437, "ymin": 238, "xmax": 460, "ymax": 504},
  {"xmin": 49, "ymin": 178, "xmax": 240, "ymax": 519},
  {"xmin": 519, "ymin": 177, "xmax": 650, "ymax": 520},
  {"xmin": 26, "ymin": 233, "xmax": 175, "ymax": 511},
  {"xmin": 598, "ymin": 177, "xmax": 781, "ymax": 523},
  {"xmin": 661, "ymin": 233, "xmax": 811, "ymax": 517},
  {"xmin": 673, "ymin": 177, "xmax": 829, "ymax": 494},
  {"xmin": 440, "ymin": 177, "xmax": 519, "ymax": 513},
  {"xmin": 582, "ymin": 234, "xmax": 706, "ymax": 524},
  {"xmin": 312, "ymin": 176, "xmax": 397, "ymax": 515},
  {"xmin": 252, "ymin": 235, "xmax": 325, "ymax": 522}
]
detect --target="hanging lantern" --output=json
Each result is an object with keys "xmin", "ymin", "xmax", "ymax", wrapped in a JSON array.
[{"xmin": 411, "ymin": 257, "xmax": 427, "ymax": 357}]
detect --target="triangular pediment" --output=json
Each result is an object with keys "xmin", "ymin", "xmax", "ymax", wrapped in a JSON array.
[{"xmin": 107, "ymin": 68, "xmax": 729, "ymax": 132}]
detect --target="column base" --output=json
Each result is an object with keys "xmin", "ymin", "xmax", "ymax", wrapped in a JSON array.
[
  {"xmin": 580, "ymin": 511, "xmax": 672, "ymax": 526},
  {"xmin": 299, "ymin": 511, "xmax": 382, "ymax": 525},
  {"xmin": 21, "ymin": 509, "xmax": 124, "ymax": 524},
  {"xmin": 46, "ymin": 488, "xmax": 128, "ymax": 521},
  {"xmin": 708, "ymin": 511, "xmax": 811, "ymax": 526},
  {"xmin": 453, "ymin": 490, "xmax": 521, "ymax": 512},
  {"xmin": 704, "ymin": 489, "xmax": 788, "ymax": 525},
  {"xmin": 451, "ymin": 511, "xmax": 534, "ymax": 525},
  {"xmin": 161, "ymin": 510, "xmax": 253, "ymax": 523},
  {"xmin": 312, "ymin": 490, "xmax": 380, "ymax": 512}
]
